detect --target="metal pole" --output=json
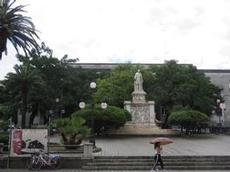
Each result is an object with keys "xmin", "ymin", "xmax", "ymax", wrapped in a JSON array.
[
  {"xmin": 91, "ymin": 101, "xmax": 95, "ymax": 147},
  {"xmin": 7, "ymin": 118, "xmax": 12, "ymax": 168},
  {"xmin": 47, "ymin": 115, "xmax": 50, "ymax": 156},
  {"xmin": 89, "ymin": 82, "xmax": 96, "ymax": 148}
]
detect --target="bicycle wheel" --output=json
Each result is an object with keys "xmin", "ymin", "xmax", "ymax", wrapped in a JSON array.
[
  {"xmin": 29, "ymin": 155, "xmax": 42, "ymax": 171},
  {"xmin": 50, "ymin": 158, "xmax": 61, "ymax": 169}
]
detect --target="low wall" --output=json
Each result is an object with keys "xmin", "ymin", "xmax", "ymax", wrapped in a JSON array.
[{"xmin": 0, "ymin": 156, "xmax": 91, "ymax": 169}]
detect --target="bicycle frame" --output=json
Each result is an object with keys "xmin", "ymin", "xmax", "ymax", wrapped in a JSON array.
[{"xmin": 29, "ymin": 150, "xmax": 60, "ymax": 170}]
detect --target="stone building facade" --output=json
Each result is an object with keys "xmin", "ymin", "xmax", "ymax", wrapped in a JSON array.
[{"xmin": 201, "ymin": 69, "xmax": 230, "ymax": 126}]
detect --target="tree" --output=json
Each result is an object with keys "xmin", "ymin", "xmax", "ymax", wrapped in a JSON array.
[
  {"xmin": 95, "ymin": 65, "xmax": 139, "ymax": 107},
  {"xmin": 0, "ymin": 0, "xmax": 39, "ymax": 59},
  {"xmin": 168, "ymin": 109, "xmax": 209, "ymax": 134},
  {"xmin": 4, "ymin": 62, "xmax": 43, "ymax": 128},
  {"xmin": 148, "ymin": 60, "xmax": 220, "ymax": 126},
  {"xmin": 2, "ymin": 44, "xmax": 107, "ymax": 127}
]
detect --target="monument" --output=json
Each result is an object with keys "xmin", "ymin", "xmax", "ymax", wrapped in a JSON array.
[
  {"xmin": 124, "ymin": 69, "xmax": 156, "ymax": 126},
  {"xmin": 108, "ymin": 69, "xmax": 175, "ymax": 135}
]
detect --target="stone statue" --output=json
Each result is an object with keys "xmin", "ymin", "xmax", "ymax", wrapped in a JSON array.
[{"xmin": 134, "ymin": 69, "xmax": 143, "ymax": 92}]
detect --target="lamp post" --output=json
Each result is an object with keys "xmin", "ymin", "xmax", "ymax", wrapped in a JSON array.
[
  {"xmin": 47, "ymin": 98, "xmax": 65, "ymax": 155},
  {"xmin": 55, "ymin": 98, "xmax": 60, "ymax": 118},
  {"xmin": 79, "ymin": 82, "xmax": 107, "ymax": 148},
  {"xmin": 89, "ymin": 82, "xmax": 96, "ymax": 147},
  {"xmin": 47, "ymin": 109, "xmax": 53, "ymax": 155}
]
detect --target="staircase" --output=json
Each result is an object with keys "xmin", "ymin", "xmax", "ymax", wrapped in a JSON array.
[{"xmin": 82, "ymin": 156, "xmax": 230, "ymax": 170}]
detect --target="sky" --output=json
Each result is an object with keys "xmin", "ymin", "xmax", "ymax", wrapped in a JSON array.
[{"xmin": 1, "ymin": 0, "xmax": 230, "ymax": 79}]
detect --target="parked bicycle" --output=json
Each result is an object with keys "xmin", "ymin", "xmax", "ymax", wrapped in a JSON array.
[{"xmin": 28, "ymin": 149, "xmax": 60, "ymax": 170}]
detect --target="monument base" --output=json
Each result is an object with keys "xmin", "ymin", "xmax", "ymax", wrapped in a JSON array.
[{"xmin": 105, "ymin": 123, "xmax": 178, "ymax": 136}]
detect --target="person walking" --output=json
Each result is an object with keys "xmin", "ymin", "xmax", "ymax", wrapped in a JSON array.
[{"xmin": 152, "ymin": 142, "xmax": 164, "ymax": 170}]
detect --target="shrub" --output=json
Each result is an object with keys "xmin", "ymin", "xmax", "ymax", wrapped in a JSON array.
[
  {"xmin": 72, "ymin": 105, "xmax": 131, "ymax": 134},
  {"xmin": 54, "ymin": 116, "xmax": 90, "ymax": 149},
  {"xmin": 168, "ymin": 109, "xmax": 209, "ymax": 134},
  {"xmin": 0, "ymin": 133, "xmax": 9, "ymax": 151}
]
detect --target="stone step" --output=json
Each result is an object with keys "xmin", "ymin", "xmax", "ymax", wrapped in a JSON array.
[
  {"xmin": 105, "ymin": 124, "xmax": 176, "ymax": 135},
  {"xmin": 91, "ymin": 158, "xmax": 230, "ymax": 163},
  {"xmin": 86, "ymin": 162, "xmax": 230, "ymax": 166},
  {"xmin": 82, "ymin": 165, "xmax": 230, "ymax": 170},
  {"xmin": 93, "ymin": 156, "xmax": 230, "ymax": 161},
  {"xmin": 94, "ymin": 155, "xmax": 230, "ymax": 159},
  {"xmin": 82, "ymin": 156, "xmax": 230, "ymax": 170}
]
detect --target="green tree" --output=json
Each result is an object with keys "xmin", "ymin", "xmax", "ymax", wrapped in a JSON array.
[
  {"xmin": 168, "ymin": 109, "xmax": 209, "ymax": 134},
  {"xmin": 148, "ymin": 60, "xmax": 219, "ymax": 126},
  {"xmin": 95, "ymin": 65, "xmax": 139, "ymax": 107},
  {"xmin": 0, "ymin": 0, "xmax": 40, "ymax": 59},
  {"xmin": 4, "ymin": 62, "xmax": 43, "ymax": 128}
]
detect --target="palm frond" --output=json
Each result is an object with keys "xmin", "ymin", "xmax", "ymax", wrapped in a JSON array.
[{"xmin": 0, "ymin": 0, "xmax": 40, "ymax": 60}]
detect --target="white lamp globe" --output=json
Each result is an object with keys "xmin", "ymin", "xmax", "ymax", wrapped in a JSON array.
[
  {"xmin": 101, "ymin": 102, "xmax": 108, "ymax": 109},
  {"xmin": 90, "ymin": 82, "xmax": 96, "ymax": 89},
  {"xmin": 79, "ymin": 102, "xmax": 86, "ymax": 109}
]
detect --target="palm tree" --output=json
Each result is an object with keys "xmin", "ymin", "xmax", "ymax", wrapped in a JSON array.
[
  {"xmin": 5, "ymin": 61, "xmax": 43, "ymax": 128},
  {"xmin": 0, "ymin": 0, "xmax": 39, "ymax": 60}
]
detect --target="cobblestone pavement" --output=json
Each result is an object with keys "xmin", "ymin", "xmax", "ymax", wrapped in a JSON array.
[
  {"xmin": 92, "ymin": 134, "xmax": 230, "ymax": 156},
  {"xmin": 49, "ymin": 134, "xmax": 230, "ymax": 156}
]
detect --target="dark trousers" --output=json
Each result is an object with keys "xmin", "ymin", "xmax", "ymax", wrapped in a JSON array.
[{"xmin": 153, "ymin": 154, "xmax": 164, "ymax": 170}]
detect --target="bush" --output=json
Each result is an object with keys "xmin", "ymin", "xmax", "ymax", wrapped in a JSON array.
[
  {"xmin": 168, "ymin": 109, "xmax": 209, "ymax": 134},
  {"xmin": 0, "ymin": 133, "xmax": 9, "ymax": 151},
  {"xmin": 72, "ymin": 105, "xmax": 131, "ymax": 134},
  {"xmin": 54, "ymin": 116, "xmax": 90, "ymax": 149}
]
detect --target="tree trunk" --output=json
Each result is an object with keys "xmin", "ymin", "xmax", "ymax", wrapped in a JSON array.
[
  {"xmin": 0, "ymin": 29, "xmax": 7, "ymax": 59},
  {"xmin": 21, "ymin": 90, "xmax": 28, "ymax": 129},
  {"xmin": 29, "ymin": 104, "xmax": 38, "ymax": 128}
]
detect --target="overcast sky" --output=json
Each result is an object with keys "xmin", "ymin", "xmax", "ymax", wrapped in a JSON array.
[{"xmin": 1, "ymin": 0, "xmax": 230, "ymax": 79}]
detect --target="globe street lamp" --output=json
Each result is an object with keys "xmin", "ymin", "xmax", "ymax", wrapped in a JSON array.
[
  {"xmin": 101, "ymin": 102, "xmax": 108, "ymax": 109},
  {"xmin": 79, "ymin": 101, "xmax": 86, "ymax": 109},
  {"xmin": 89, "ymin": 82, "xmax": 96, "ymax": 147},
  {"xmin": 79, "ymin": 82, "xmax": 107, "ymax": 148},
  {"xmin": 47, "ymin": 98, "xmax": 65, "ymax": 155}
]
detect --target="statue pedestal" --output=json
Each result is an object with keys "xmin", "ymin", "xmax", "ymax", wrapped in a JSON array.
[
  {"xmin": 124, "ymin": 100, "xmax": 156, "ymax": 126},
  {"xmin": 132, "ymin": 90, "xmax": 146, "ymax": 103},
  {"xmin": 124, "ymin": 87, "xmax": 156, "ymax": 126}
]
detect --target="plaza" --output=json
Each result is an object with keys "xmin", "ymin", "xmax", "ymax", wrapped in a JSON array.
[
  {"xmin": 1, "ymin": 134, "xmax": 230, "ymax": 171},
  {"xmin": 94, "ymin": 134, "xmax": 230, "ymax": 156},
  {"xmin": 49, "ymin": 134, "xmax": 230, "ymax": 157}
]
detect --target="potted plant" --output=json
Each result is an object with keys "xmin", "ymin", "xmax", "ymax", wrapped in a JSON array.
[{"xmin": 54, "ymin": 116, "xmax": 90, "ymax": 149}]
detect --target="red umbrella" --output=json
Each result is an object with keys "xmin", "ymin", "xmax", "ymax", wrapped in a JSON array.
[{"xmin": 150, "ymin": 137, "xmax": 174, "ymax": 145}]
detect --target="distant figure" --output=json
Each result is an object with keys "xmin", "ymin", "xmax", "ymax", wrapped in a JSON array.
[
  {"xmin": 134, "ymin": 69, "xmax": 143, "ymax": 92},
  {"xmin": 152, "ymin": 142, "xmax": 164, "ymax": 170}
]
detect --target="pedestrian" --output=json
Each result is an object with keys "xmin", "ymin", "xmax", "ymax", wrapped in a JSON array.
[{"xmin": 152, "ymin": 142, "xmax": 164, "ymax": 170}]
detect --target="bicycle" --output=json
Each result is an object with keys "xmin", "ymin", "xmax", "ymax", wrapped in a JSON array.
[{"xmin": 28, "ymin": 150, "xmax": 60, "ymax": 170}]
